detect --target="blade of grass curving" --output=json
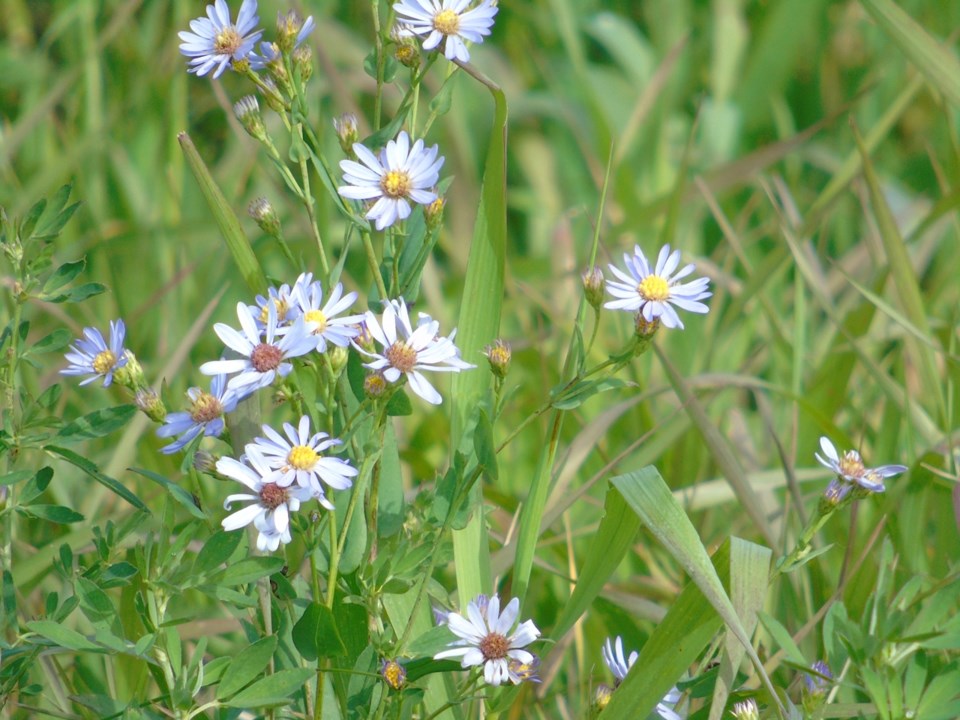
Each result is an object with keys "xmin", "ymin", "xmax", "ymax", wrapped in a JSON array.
[
  {"xmin": 551, "ymin": 482, "xmax": 642, "ymax": 641},
  {"xmin": 654, "ymin": 346, "xmax": 777, "ymax": 549},
  {"xmin": 610, "ymin": 468, "xmax": 784, "ymax": 718},
  {"xmin": 178, "ymin": 132, "xmax": 267, "ymax": 294},
  {"xmin": 708, "ymin": 538, "xmax": 772, "ymax": 720},
  {"xmin": 859, "ymin": 0, "xmax": 960, "ymax": 108},
  {"xmin": 852, "ymin": 121, "xmax": 946, "ymax": 426},
  {"xmin": 449, "ymin": 66, "xmax": 507, "ymax": 605}
]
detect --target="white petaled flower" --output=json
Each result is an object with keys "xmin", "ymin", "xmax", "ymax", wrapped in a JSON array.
[
  {"xmin": 248, "ymin": 415, "xmax": 358, "ymax": 509},
  {"xmin": 199, "ymin": 302, "xmax": 315, "ymax": 395},
  {"xmin": 61, "ymin": 319, "xmax": 128, "ymax": 387},
  {"xmin": 393, "ymin": 0, "xmax": 498, "ymax": 63},
  {"xmin": 289, "ymin": 273, "xmax": 363, "ymax": 352},
  {"xmin": 655, "ymin": 686, "xmax": 684, "ymax": 720},
  {"xmin": 815, "ymin": 436, "xmax": 907, "ymax": 493},
  {"xmin": 218, "ymin": 447, "xmax": 313, "ymax": 552},
  {"xmin": 178, "ymin": 0, "xmax": 262, "ymax": 79},
  {"xmin": 156, "ymin": 373, "xmax": 240, "ymax": 454},
  {"xmin": 605, "ymin": 244, "xmax": 712, "ymax": 329},
  {"xmin": 355, "ymin": 298, "xmax": 474, "ymax": 405},
  {"xmin": 338, "ymin": 131, "xmax": 444, "ymax": 231},
  {"xmin": 602, "ymin": 636, "xmax": 638, "ymax": 685},
  {"xmin": 434, "ymin": 594, "xmax": 541, "ymax": 687},
  {"xmin": 731, "ymin": 698, "xmax": 759, "ymax": 720}
]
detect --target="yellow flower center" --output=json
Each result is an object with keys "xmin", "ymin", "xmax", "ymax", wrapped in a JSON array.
[
  {"xmin": 479, "ymin": 632, "xmax": 510, "ymax": 661},
  {"xmin": 190, "ymin": 392, "xmax": 223, "ymax": 423},
  {"xmin": 259, "ymin": 482, "xmax": 288, "ymax": 510},
  {"xmin": 433, "ymin": 8, "xmax": 461, "ymax": 35},
  {"xmin": 92, "ymin": 350, "xmax": 117, "ymax": 375},
  {"xmin": 638, "ymin": 275, "xmax": 670, "ymax": 302},
  {"xmin": 259, "ymin": 298, "xmax": 290, "ymax": 325},
  {"xmin": 287, "ymin": 444, "xmax": 319, "ymax": 470},
  {"xmin": 838, "ymin": 451, "xmax": 865, "ymax": 478},
  {"xmin": 304, "ymin": 309, "xmax": 328, "ymax": 334},
  {"xmin": 214, "ymin": 27, "xmax": 243, "ymax": 56},
  {"xmin": 381, "ymin": 170, "xmax": 412, "ymax": 199},
  {"xmin": 385, "ymin": 341, "xmax": 418, "ymax": 372}
]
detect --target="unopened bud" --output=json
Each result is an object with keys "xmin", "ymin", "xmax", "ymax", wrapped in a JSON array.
[
  {"xmin": 391, "ymin": 26, "xmax": 421, "ymax": 68},
  {"xmin": 293, "ymin": 45, "xmax": 313, "ymax": 82},
  {"xmin": 594, "ymin": 684, "xmax": 613, "ymax": 711},
  {"xmin": 193, "ymin": 450, "xmax": 219, "ymax": 475},
  {"xmin": 364, "ymin": 372, "xmax": 388, "ymax": 398},
  {"xmin": 135, "ymin": 389, "xmax": 167, "ymax": 423},
  {"xmin": 425, "ymin": 196, "xmax": 445, "ymax": 230},
  {"xmin": 234, "ymin": 96, "xmax": 266, "ymax": 141},
  {"xmin": 328, "ymin": 345, "xmax": 349, "ymax": 377},
  {"xmin": 258, "ymin": 77, "xmax": 286, "ymax": 113},
  {"xmin": 333, "ymin": 113, "xmax": 359, "ymax": 155},
  {"xmin": 112, "ymin": 351, "xmax": 145, "ymax": 392},
  {"xmin": 276, "ymin": 10, "xmax": 308, "ymax": 53},
  {"xmin": 380, "ymin": 658, "xmax": 407, "ymax": 690},
  {"xmin": 634, "ymin": 314, "xmax": 660, "ymax": 338},
  {"xmin": 248, "ymin": 197, "xmax": 282, "ymax": 238},
  {"xmin": 582, "ymin": 266, "xmax": 605, "ymax": 310},
  {"xmin": 483, "ymin": 339, "xmax": 511, "ymax": 379},
  {"xmin": 354, "ymin": 321, "xmax": 376, "ymax": 353}
]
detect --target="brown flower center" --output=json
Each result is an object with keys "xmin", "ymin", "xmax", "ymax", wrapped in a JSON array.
[
  {"xmin": 259, "ymin": 482, "xmax": 288, "ymax": 510},
  {"xmin": 304, "ymin": 309, "xmax": 328, "ymax": 334},
  {"xmin": 638, "ymin": 275, "xmax": 670, "ymax": 302},
  {"xmin": 92, "ymin": 350, "xmax": 117, "ymax": 375},
  {"xmin": 214, "ymin": 27, "xmax": 243, "ymax": 56},
  {"xmin": 250, "ymin": 343, "xmax": 283, "ymax": 372},
  {"xmin": 190, "ymin": 391, "xmax": 223, "ymax": 423},
  {"xmin": 433, "ymin": 8, "xmax": 460, "ymax": 35},
  {"xmin": 385, "ymin": 341, "xmax": 418, "ymax": 372},
  {"xmin": 381, "ymin": 170, "xmax": 412, "ymax": 199},
  {"xmin": 479, "ymin": 632, "xmax": 510, "ymax": 661}
]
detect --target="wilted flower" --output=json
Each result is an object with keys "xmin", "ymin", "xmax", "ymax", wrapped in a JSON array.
[
  {"xmin": 815, "ymin": 437, "xmax": 907, "ymax": 493},
  {"xmin": 248, "ymin": 416, "xmax": 357, "ymax": 508},
  {"xmin": 234, "ymin": 95, "xmax": 265, "ymax": 140},
  {"xmin": 178, "ymin": 0, "xmax": 262, "ymax": 79},
  {"xmin": 393, "ymin": 0, "xmax": 499, "ymax": 63},
  {"xmin": 605, "ymin": 244, "xmax": 711, "ymax": 329},
  {"xmin": 218, "ymin": 447, "xmax": 313, "ymax": 552},
  {"xmin": 483, "ymin": 339, "xmax": 511, "ymax": 379},
  {"xmin": 434, "ymin": 594, "xmax": 541, "ymax": 686},
  {"xmin": 356, "ymin": 298, "xmax": 474, "ymax": 405},
  {"xmin": 380, "ymin": 658, "xmax": 407, "ymax": 690},
  {"xmin": 61, "ymin": 319, "xmax": 128, "ymax": 387},
  {"xmin": 157, "ymin": 373, "xmax": 239, "ymax": 454},
  {"xmin": 338, "ymin": 131, "xmax": 444, "ymax": 230},
  {"xmin": 507, "ymin": 654, "xmax": 541, "ymax": 684}
]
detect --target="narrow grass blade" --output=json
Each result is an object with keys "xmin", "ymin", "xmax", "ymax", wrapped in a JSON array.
[
  {"xmin": 859, "ymin": 0, "xmax": 960, "ymax": 108},
  {"xmin": 178, "ymin": 131, "xmax": 267, "ymax": 294},
  {"xmin": 449, "ymin": 74, "xmax": 508, "ymax": 605},
  {"xmin": 611, "ymin": 468, "xmax": 783, "ymax": 717}
]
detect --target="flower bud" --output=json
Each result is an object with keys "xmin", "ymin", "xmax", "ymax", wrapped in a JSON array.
[
  {"xmin": 333, "ymin": 113, "xmax": 359, "ymax": 156},
  {"xmin": 380, "ymin": 658, "xmax": 407, "ymax": 690},
  {"xmin": 594, "ymin": 684, "xmax": 613, "ymax": 711},
  {"xmin": 425, "ymin": 196, "xmax": 446, "ymax": 230},
  {"xmin": 731, "ymin": 699, "xmax": 759, "ymax": 720},
  {"xmin": 234, "ymin": 96, "xmax": 266, "ymax": 141},
  {"xmin": 112, "ymin": 351, "xmax": 145, "ymax": 392},
  {"xmin": 582, "ymin": 266, "xmax": 605, "ymax": 310},
  {"xmin": 634, "ymin": 314, "xmax": 660, "ymax": 338},
  {"xmin": 276, "ymin": 10, "xmax": 309, "ymax": 53},
  {"xmin": 135, "ymin": 389, "xmax": 167, "ymax": 423},
  {"xmin": 391, "ymin": 26, "xmax": 421, "ymax": 68},
  {"xmin": 258, "ymin": 77, "xmax": 286, "ymax": 113},
  {"xmin": 248, "ymin": 197, "xmax": 282, "ymax": 238},
  {"xmin": 293, "ymin": 46, "xmax": 313, "ymax": 82},
  {"xmin": 193, "ymin": 450, "xmax": 220, "ymax": 475},
  {"xmin": 364, "ymin": 372, "xmax": 387, "ymax": 398},
  {"xmin": 483, "ymin": 339, "xmax": 511, "ymax": 379},
  {"xmin": 328, "ymin": 345, "xmax": 349, "ymax": 377}
]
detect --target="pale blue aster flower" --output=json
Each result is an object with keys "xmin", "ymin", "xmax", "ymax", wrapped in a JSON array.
[
  {"xmin": 178, "ymin": 0, "xmax": 262, "ymax": 79},
  {"xmin": 602, "ymin": 636, "xmax": 683, "ymax": 719},
  {"xmin": 393, "ymin": 0, "xmax": 498, "ymax": 63},
  {"xmin": 247, "ymin": 415, "xmax": 357, "ymax": 508},
  {"xmin": 199, "ymin": 302, "xmax": 315, "ymax": 394},
  {"xmin": 338, "ymin": 131, "xmax": 445, "ymax": 230},
  {"xmin": 290, "ymin": 273, "xmax": 363, "ymax": 352},
  {"xmin": 247, "ymin": 280, "xmax": 298, "ymax": 333},
  {"xmin": 815, "ymin": 436, "xmax": 907, "ymax": 493},
  {"xmin": 61, "ymin": 319, "xmax": 128, "ymax": 387},
  {"xmin": 249, "ymin": 13, "xmax": 316, "ymax": 70},
  {"xmin": 156, "ymin": 373, "xmax": 239, "ymax": 454}
]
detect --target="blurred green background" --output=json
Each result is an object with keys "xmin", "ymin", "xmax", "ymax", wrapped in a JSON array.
[{"xmin": 3, "ymin": 0, "xmax": 959, "ymax": 714}]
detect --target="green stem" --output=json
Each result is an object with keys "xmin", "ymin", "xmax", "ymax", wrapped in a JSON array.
[{"xmin": 362, "ymin": 230, "xmax": 389, "ymax": 300}]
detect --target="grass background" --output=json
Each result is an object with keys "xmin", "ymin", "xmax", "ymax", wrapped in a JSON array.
[{"xmin": 3, "ymin": 0, "xmax": 959, "ymax": 716}]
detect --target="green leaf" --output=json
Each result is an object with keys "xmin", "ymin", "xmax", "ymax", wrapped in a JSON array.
[
  {"xmin": 42, "ymin": 259, "xmax": 86, "ymax": 295},
  {"xmin": 292, "ymin": 602, "xmax": 346, "ymax": 662},
  {"xmin": 218, "ymin": 557, "xmax": 284, "ymax": 586},
  {"xmin": 45, "ymin": 282, "xmax": 106, "ymax": 303},
  {"xmin": 224, "ymin": 667, "xmax": 314, "ymax": 708},
  {"xmin": 552, "ymin": 377, "xmax": 631, "ymax": 410},
  {"xmin": 193, "ymin": 530, "xmax": 243, "ymax": 577},
  {"xmin": 56, "ymin": 405, "xmax": 137, "ymax": 442},
  {"xmin": 26, "ymin": 620, "xmax": 101, "ymax": 651},
  {"xmin": 473, "ymin": 409, "xmax": 497, "ymax": 483},
  {"xmin": 216, "ymin": 636, "xmax": 279, "ymax": 700},
  {"xmin": 405, "ymin": 625, "xmax": 457, "ymax": 657},
  {"xmin": 178, "ymin": 132, "xmax": 267, "ymax": 294},
  {"xmin": 20, "ymin": 505, "xmax": 84, "ymax": 524},
  {"xmin": 27, "ymin": 329, "xmax": 73, "ymax": 355},
  {"xmin": 130, "ymin": 467, "xmax": 206, "ymax": 520},
  {"xmin": 76, "ymin": 578, "xmax": 117, "ymax": 626},
  {"xmin": 552, "ymin": 484, "xmax": 640, "ymax": 640},
  {"xmin": 859, "ymin": 0, "xmax": 960, "ymax": 108},
  {"xmin": 45, "ymin": 446, "xmax": 148, "ymax": 511},
  {"xmin": 0, "ymin": 469, "xmax": 34, "ymax": 487}
]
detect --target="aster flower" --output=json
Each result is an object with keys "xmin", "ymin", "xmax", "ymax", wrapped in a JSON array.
[
  {"xmin": 380, "ymin": 658, "xmax": 407, "ymax": 691},
  {"xmin": 156, "ymin": 373, "xmax": 239, "ymax": 454},
  {"xmin": 434, "ymin": 594, "xmax": 541, "ymax": 687},
  {"xmin": 356, "ymin": 298, "xmax": 474, "ymax": 405},
  {"xmin": 393, "ymin": 0, "xmax": 499, "ymax": 63},
  {"xmin": 61, "ymin": 319, "xmax": 128, "ymax": 387},
  {"xmin": 289, "ymin": 273, "xmax": 363, "ymax": 352},
  {"xmin": 815, "ymin": 436, "xmax": 907, "ymax": 493},
  {"xmin": 178, "ymin": 0, "xmax": 262, "ymax": 79},
  {"xmin": 602, "ymin": 636, "xmax": 637, "ymax": 685},
  {"xmin": 199, "ymin": 302, "xmax": 315, "ymax": 395},
  {"xmin": 217, "ymin": 447, "xmax": 313, "ymax": 552},
  {"xmin": 338, "ymin": 131, "xmax": 444, "ymax": 230},
  {"xmin": 802, "ymin": 660, "xmax": 833, "ymax": 695},
  {"xmin": 731, "ymin": 699, "xmax": 759, "ymax": 720},
  {"xmin": 247, "ymin": 281, "xmax": 298, "ymax": 332},
  {"xmin": 248, "ymin": 415, "xmax": 357, "ymax": 508},
  {"xmin": 249, "ymin": 13, "xmax": 316, "ymax": 70},
  {"xmin": 605, "ymin": 244, "xmax": 712, "ymax": 329}
]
